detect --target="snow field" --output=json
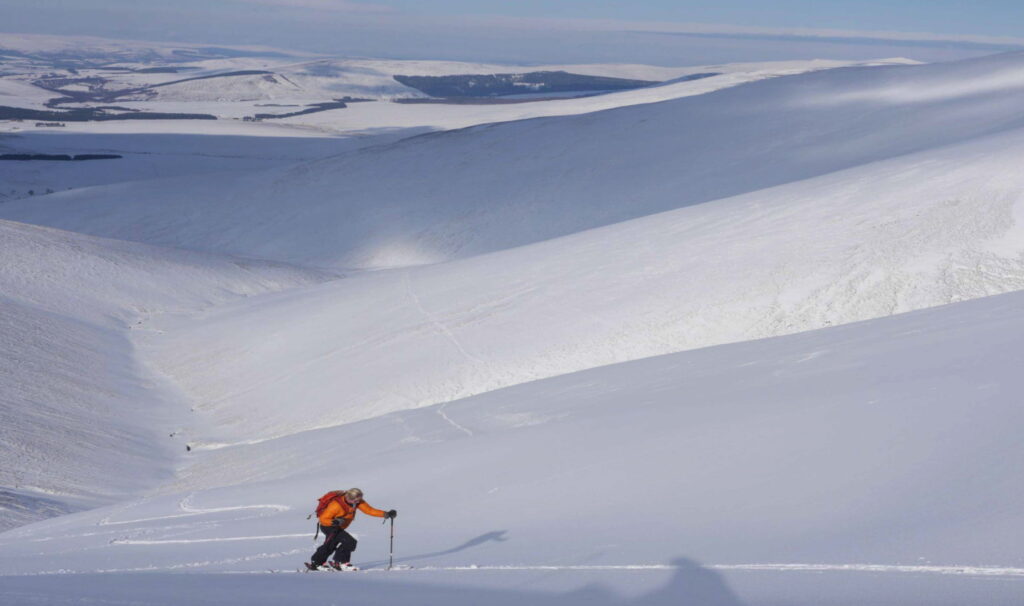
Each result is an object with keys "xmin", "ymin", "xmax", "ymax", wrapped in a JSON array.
[
  {"xmin": 2, "ymin": 54, "xmax": 1021, "ymax": 271},
  {"xmin": 0, "ymin": 220, "xmax": 331, "ymax": 528},
  {"xmin": 125, "ymin": 124, "xmax": 1024, "ymax": 445},
  {"xmin": 2, "ymin": 289, "xmax": 1024, "ymax": 604},
  {"xmin": 0, "ymin": 78, "xmax": 54, "ymax": 110},
  {"xmin": 0, "ymin": 128, "xmax": 422, "ymax": 204}
]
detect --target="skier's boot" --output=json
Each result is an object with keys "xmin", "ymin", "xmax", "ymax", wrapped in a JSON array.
[
  {"xmin": 304, "ymin": 562, "xmax": 326, "ymax": 571},
  {"xmin": 335, "ymin": 562, "xmax": 359, "ymax": 572}
]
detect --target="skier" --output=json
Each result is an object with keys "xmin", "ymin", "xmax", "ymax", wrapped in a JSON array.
[{"xmin": 306, "ymin": 488, "xmax": 396, "ymax": 571}]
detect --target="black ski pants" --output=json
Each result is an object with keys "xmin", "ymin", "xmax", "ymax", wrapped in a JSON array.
[{"xmin": 312, "ymin": 525, "xmax": 358, "ymax": 565}]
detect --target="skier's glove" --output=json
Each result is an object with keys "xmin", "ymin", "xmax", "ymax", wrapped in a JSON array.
[
  {"xmin": 331, "ymin": 518, "xmax": 342, "ymax": 526},
  {"xmin": 385, "ymin": 510, "xmax": 397, "ymax": 519}
]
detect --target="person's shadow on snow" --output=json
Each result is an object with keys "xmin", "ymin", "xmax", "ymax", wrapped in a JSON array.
[
  {"xmin": 367, "ymin": 530, "xmax": 509, "ymax": 567},
  {"xmin": 366, "ymin": 534, "xmax": 743, "ymax": 606},
  {"xmin": 554, "ymin": 557, "xmax": 744, "ymax": 606},
  {"xmin": 630, "ymin": 557, "xmax": 744, "ymax": 606},
  {"xmin": 27, "ymin": 553, "xmax": 745, "ymax": 606},
  {"xmin": 376, "ymin": 549, "xmax": 742, "ymax": 605}
]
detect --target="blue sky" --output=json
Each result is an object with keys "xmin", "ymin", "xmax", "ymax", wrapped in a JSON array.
[{"xmin": 2, "ymin": 1, "xmax": 1022, "ymax": 65}]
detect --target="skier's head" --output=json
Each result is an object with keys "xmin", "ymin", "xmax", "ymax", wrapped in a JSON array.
[{"xmin": 344, "ymin": 488, "xmax": 364, "ymax": 505}]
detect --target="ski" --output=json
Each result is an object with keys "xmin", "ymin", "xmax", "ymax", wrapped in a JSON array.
[
  {"xmin": 303, "ymin": 562, "xmax": 362, "ymax": 572},
  {"xmin": 298, "ymin": 564, "xmax": 412, "ymax": 573}
]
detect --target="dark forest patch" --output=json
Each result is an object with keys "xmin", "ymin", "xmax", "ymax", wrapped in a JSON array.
[
  {"xmin": 0, "ymin": 153, "xmax": 123, "ymax": 161},
  {"xmin": 0, "ymin": 105, "xmax": 215, "ymax": 121},
  {"xmin": 394, "ymin": 71, "xmax": 660, "ymax": 98}
]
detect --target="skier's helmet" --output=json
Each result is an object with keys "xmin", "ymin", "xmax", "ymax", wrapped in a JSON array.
[{"xmin": 345, "ymin": 488, "xmax": 364, "ymax": 503}]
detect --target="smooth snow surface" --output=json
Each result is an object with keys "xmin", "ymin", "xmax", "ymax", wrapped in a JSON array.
[
  {"xmin": 114, "ymin": 93, "xmax": 1024, "ymax": 444},
  {"xmin": 0, "ymin": 78, "xmax": 53, "ymax": 109},
  {"xmin": 0, "ymin": 129, "xmax": 416, "ymax": 204},
  {"xmin": 2, "ymin": 291, "xmax": 1024, "ymax": 604}
]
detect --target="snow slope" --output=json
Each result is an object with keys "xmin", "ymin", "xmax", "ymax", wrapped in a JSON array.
[
  {"xmin": 141, "ymin": 72, "xmax": 309, "ymax": 103},
  {"xmin": 133, "ymin": 124, "xmax": 1024, "ymax": 445},
  {"xmin": 0, "ymin": 127, "xmax": 417, "ymax": 203},
  {"xmin": 0, "ymin": 220, "xmax": 330, "ymax": 529},
  {"xmin": 2, "ymin": 58, "xmax": 890, "ymax": 201},
  {"xmin": 6, "ymin": 53, "xmax": 1020, "ymax": 450},
  {"xmin": 0, "ymin": 77, "xmax": 53, "ymax": 109},
  {"xmin": 1, "ymin": 52, "xmax": 1020, "ymax": 270},
  {"xmin": 2, "ymin": 290, "xmax": 1023, "ymax": 604}
]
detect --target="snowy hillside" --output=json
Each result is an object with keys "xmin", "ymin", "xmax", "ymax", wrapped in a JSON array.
[
  {"xmin": 3, "ymin": 33, "xmax": 892, "ymax": 206},
  {"xmin": 3, "ymin": 52, "xmax": 1024, "ymax": 450},
  {"xmin": 2, "ymin": 290, "xmax": 1024, "ymax": 604},
  {"xmin": 0, "ymin": 126, "xmax": 411, "ymax": 204},
  {"xmin": 0, "ymin": 78, "xmax": 53, "ymax": 109},
  {"xmin": 0, "ymin": 220, "xmax": 329, "ymax": 529},
  {"xmin": 2, "ymin": 52, "xmax": 1018, "ymax": 269},
  {"xmin": 129, "ymin": 124, "xmax": 1024, "ymax": 445}
]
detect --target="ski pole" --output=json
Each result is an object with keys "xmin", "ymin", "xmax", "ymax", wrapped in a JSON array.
[{"xmin": 388, "ymin": 517, "xmax": 395, "ymax": 571}]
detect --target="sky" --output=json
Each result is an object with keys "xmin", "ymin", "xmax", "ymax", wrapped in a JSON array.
[
  {"xmin": 382, "ymin": 0, "xmax": 1024, "ymax": 37},
  {"xmin": 2, "ymin": 0, "xmax": 1022, "ymax": 65}
]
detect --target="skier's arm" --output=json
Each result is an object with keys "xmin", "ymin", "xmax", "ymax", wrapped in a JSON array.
[{"xmin": 358, "ymin": 501, "xmax": 386, "ymax": 518}]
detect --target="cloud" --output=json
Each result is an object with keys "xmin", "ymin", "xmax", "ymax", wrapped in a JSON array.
[
  {"xmin": 446, "ymin": 14, "xmax": 1024, "ymax": 49},
  {"xmin": 232, "ymin": 0, "xmax": 393, "ymax": 13}
]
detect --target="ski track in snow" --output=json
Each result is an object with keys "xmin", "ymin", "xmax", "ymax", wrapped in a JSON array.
[
  {"xmin": 404, "ymin": 269, "xmax": 485, "ymax": 366},
  {"xmin": 97, "ymin": 494, "xmax": 289, "ymax": 526},
  {"xmin": 710, "ymin": 563, "xmax": 1024, "ymax": 577},
  {"xmin": 10, "ymin": 562, "xmax": 1024, "ymax": 579},
  {"xmin": 366, "ymin": 563, "xmax": 1024, "ymax": 578},
  {"xmin": 401, "ymin": 270, "xmax": 479, "ymax": 437},
  {"xmin": 436, "ymin": 402, "xmax": 475, "ymax": 437},
  {"xmin": 111, "ymin": 533, "xmax": 310, "ymax": 545}
]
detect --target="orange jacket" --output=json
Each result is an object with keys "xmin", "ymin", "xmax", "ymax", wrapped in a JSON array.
[{"xmin": 319, "ymin": 497, "xmax": 385, "ymax": 528}]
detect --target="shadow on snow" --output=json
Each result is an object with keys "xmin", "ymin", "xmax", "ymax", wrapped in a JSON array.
[{"xmin": 0, "ymin": 557, "xmax": 745, "ymax": 606}]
